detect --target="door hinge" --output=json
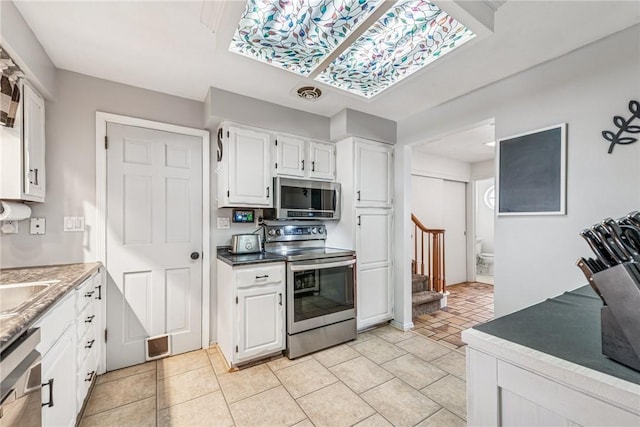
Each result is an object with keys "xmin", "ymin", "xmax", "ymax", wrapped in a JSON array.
[
  {"xmin": 104, "ymin": 329, "xmax": 108, "ymax": 343},
  {"xmin": 235, "ymin": 345, "xmax": 238, "ymax": 353},
  {"xmin": 104, "ymin": 135, "xmax": 108, "ymax": 149},
  {"xmin": 235, "ymin": 296, "xmax": 238, "ymax": 304}
]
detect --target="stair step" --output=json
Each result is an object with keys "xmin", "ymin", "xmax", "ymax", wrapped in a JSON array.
[
  {"xmin": 412, "ymin": 291, "xmax": 443, "ymax": 305},
  {"xmin": 412, "ymin": 274, "xmax": 429, "ymax": 293}
]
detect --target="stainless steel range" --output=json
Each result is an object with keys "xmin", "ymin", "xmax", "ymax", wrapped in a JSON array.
[{"xmin": 263, "ymin": 222, "xmax": 357, "ymax": 359}]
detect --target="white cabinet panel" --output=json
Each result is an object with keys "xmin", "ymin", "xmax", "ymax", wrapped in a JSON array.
[
  {"xmin": 275, "ymin": 135, "xmax": 305, "ymax": 177},
  {"xmin": 237, "ymin": 284, "xmax": 284, "ymax": 361},
  {"xmin": 41, "ymin": 328, "xmax": 76, "ymax": 427},
  {"xmin": 309, "ymin": 140, "xmax": 335, "ymax": 180},
  {"xmin": 355, "ymin": 141, "xmax": 393, "ymax": 207},
  {"xmin": 226, "ymin": 126, "xmax": 271, "ymax": 206},
  {"xmin": 357, "ymin": 266, "xmax": 393, "ymax": 329}
]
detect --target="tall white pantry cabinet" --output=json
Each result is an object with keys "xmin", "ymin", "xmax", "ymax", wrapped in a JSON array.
[{"xmin": 329, "ymin": 138, "xmax": 394, "ymax": 330}]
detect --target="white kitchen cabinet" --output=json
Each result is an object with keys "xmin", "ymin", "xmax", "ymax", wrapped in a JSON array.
[
  {"xmin": 355, "ymin": 208, "xmax": 393, "ymax": 329},
  {"xmin": 34, "ymin": 268, "xmax": 104, "ymax": 426},
  {"xmin": 355, "ymin": 140, "xmax": 393, "ymax": 207},
  {"xmin": 217, "ymin": 123, "xmax": 271, "ymax": 207},
  {"xmin": 217, "ymin": 261, "xmax": 285, "ymax": 366},
  {"xmin": 40, "ymin": 326, "xmax": 76, "ymax": 427},
  {"xmin": 274, "ymin": 135, "xmax": 335, "ymax": 181},
  {"xmin": 327, "ymin": 137, "xmax": 394, "ymax": 330},
  {"xmin": 0, "ymin": 80, "xmax": 46, "ymax": 202}
]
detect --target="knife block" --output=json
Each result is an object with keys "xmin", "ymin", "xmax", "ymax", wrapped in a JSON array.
[{"xmin": 592, "ymin": 263, "xmax": 640, "ymax": 371}]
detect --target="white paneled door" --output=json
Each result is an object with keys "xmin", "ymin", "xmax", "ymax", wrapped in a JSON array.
[{"xmin": 106, "ymin": 123, "xmax": 202, "ymax": 371}]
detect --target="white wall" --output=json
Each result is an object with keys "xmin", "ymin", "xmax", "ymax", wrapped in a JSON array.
[
  {"xmin": 0, "ymin": 70, "xmax": 204, "ymax": 268},
  {"xmin": 471, "ymin": 159, "xmax": 495, "ymax": 181},
  {"xmin": 330, "ymin": 108, "xmax": 397, "ymax": 144},
  {"xmin": 399, "ymin": 24, "xmax": 640, "ymax": 316},
  {"xmin": 0, "ymin": 1, "xmax": 56, "ymax": 99},
  {"xmin": 412, "ymin": 151, "xmax": 471, "ymax": 182},
  {"xmin": 475, "ymin": 178, "xmax": 495, "ymax": 254}
]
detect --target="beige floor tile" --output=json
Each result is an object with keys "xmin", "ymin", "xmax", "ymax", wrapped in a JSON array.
[
  {"xmin": 84, "ymin": 369, "xmax": 156, "ymax": 416},
  {"xmin": 267, "ymin": 355, "xmax": 312, "ymax": 371},
  {"xmin": 351, "ymin": 337, "xmax": 406, "ymax": 364},
  {"xmin": 396, "ymin": 336, "xmax": 452, "ymax": 362},
  {"xmin": 276, "ymin": 358, "xmax": 338, "ymax": 398},
  {"xmin": 329, "ymin": 356, "xmax": 393, "ymax": 394},
  {"xmin": 415, "ymin": 408, "xmax": 466, "ymax": 427},
  {"xmin": 415, "ymin": 328, "xmax": 436, "ymax": 338},
  {"xmin": 421, "ymin": 375, "xmax": 467, "ymax": 420},
  {"xmin": 157, "ymin": 349, "xmax": 211, "ymax": 379},
  {"xmin": 313, "ymin": 344, "xmax": 359, "ymax": 367},
  {"xmin": 218, "ymin": 363, "xmax": 281, "ymax": 403},
  {"xmin": 362, "ymin": 378, "xmax": 441, "ymax": 427},
  {"xmin": 229, "ymin": 386, "xmax": 306, "ymax": 427},
  {"xmin": 157, "ymin": 365, "xmax": 220, "ymax": 409},
  {"xmin": 157, "ymin": 390, "xmax": 233, "ymax": 427},
  {"xmin": 292, "ymin": 419, "xmax": 315, "ymax": 427},
  {"xmin": 381, "ymin": 354, "xmax": 448, "ymax": 389},
  {"xmin": 207, "ymin": 346, "xmax": 231, "ymax": 375},
  {"xmin": 346, "ymin": 330, "xmax": 376, "ymax": 346},
  {"xmin": 96, "ymin": 361, "xmax": 156, "ymax": 385},
  {"xmin": 431, "ymin": 351, "xmax": 466, "ymax": 380},
  {"xmin": 371, "ymin": 325, "xmax": 416, "ymax": 343},
  {"xmin": 79, "ymin": 396, "xmax": 156, "ymax": 427},
  {"xmin": 297, "ymin": 382, "xmax": 375, "ymax": 427},
  {"xmin": 353, "ymin": 413, "xmax": 394, "ymax": 427}
]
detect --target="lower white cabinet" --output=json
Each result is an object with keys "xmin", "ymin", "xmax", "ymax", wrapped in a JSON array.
[
  {"xmin": 40, "ymin": 302, "xmax": 76, "ymax": 427},
  {"xmin": 35, "ymin": 268, "xmax": 104, "ymax": 427},
  {"xmin": 217, "ymin": 261, "xmax": 285, "ymax": 366}
]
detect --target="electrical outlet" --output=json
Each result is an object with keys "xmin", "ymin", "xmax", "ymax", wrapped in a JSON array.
[
  {"xmin": 30, "ymin": 218, "xmax": 46, "ymax": 235},
  {"xmin": 1, "ymin": 220, "xmax": 18, "ymax": 234},
  {"xmin": 217, "ymin": 217, "xmax": 230, "ymax": 229}
]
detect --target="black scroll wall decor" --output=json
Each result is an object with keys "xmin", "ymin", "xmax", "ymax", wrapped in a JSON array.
[{"xmin": 602, "ymin": 100, "xmax": 640, "ymax": 154}]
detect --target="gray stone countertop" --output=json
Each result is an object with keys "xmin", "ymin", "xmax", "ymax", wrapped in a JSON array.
[
  {"xmin": 0, "ymin": 262, "xmax": 102, "ymax": 352},
  {"xmin": 217, "ymin": 246, "xmax": 286, "ymax": 266}
]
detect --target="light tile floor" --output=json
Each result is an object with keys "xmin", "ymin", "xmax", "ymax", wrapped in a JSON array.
[{"xmin": 80, "ymin": 283, "xmax": 493, "ymax": 427}]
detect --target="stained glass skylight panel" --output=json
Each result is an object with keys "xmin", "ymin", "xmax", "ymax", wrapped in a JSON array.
[
  {"xmin": 230, "ymin": 0, "xmax": 384, "ymax": 76},
  {"xmin": 316, "ymin": 0, "xmax": 476, "ymax": 98}
]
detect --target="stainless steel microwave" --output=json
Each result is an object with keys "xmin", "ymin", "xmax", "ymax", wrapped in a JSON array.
[{"xmin": 264, "ymin": 177, "xmax": 340, "ymax": 220}]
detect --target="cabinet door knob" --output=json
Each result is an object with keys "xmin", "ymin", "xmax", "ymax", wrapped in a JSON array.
[
  {"xmin": 41, "ymin": 379, "xmax": 54, "ymax": 408},
  {"xmin": 312, "ymin": 161, "xmax": 315, "ymax": 172},
  {"xmin": 279, "ymin": 293, "xmax": 282, "ymax": 306},
  {"xmin": 266, "ymin": 187, "xmax": 270, "ymax": 198},
  {"xmin": 85, "ymin": 371, "xmax": 96, "ymax": 382},
  {"xmin": 357, "ymin": 191, "xmax": 361, "ymax": 201},
  {"xmin": 85, "ymin": 339, "xmax": 95, "ymax": 349},
  {"xmin": 85, "ymin": 291, "xmax": 95, "ymax": 298},
  {"xmin": 301, "ymin": 159, "xmax": 305, "ymax": 171},
  {"xmin": 190, "ymin": 252, "xmax": 200, "ymax": 260},
  {"xmin": 85, "ymin": 315, "xmax": 95, "ymax": 323}
]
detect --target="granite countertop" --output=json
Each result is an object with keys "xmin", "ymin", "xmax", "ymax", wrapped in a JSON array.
[
  {"xmin": 0, "ymin": 262, "xmax": 102, "ymax": 352},
  {"xmin": 217, "ymin": 246, "xmax": 286, "ymax": 266}
]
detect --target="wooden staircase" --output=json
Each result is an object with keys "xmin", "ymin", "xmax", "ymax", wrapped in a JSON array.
[{"xmin": 411, "ymin": 213, "xmax": 446, "ymax": 316}]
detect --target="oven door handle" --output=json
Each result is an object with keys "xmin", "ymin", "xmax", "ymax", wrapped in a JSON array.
[{"xmin": 289, "ymin": 258, "xmax": 356, "ymax": 272}]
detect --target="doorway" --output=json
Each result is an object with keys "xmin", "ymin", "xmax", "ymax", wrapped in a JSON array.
[{"xmin": 475, "ymin": 178, "xmax": 495, "ymax": 284}]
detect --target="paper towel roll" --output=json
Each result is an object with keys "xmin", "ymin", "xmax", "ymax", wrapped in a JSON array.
[{"xmin": 0, "ymin": 201, "xmax": 32, "ymax": 221}]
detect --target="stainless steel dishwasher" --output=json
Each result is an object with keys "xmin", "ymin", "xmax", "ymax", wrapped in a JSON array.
[{"xmin": 0, "ymin": 328, "xmax": 42, "ymax": 427}]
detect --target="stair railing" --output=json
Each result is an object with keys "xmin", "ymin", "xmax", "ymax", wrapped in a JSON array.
[{"xmin": 411, "ymin": 214, "xmax": 446, "ymax": 293}]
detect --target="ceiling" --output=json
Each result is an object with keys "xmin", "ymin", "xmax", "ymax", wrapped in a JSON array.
[
  {"xmin": 413, "ymin": 120, "xmax": 495, "ymax": 163},
  {"xmin": 13, "ymin": 1, "xmax": 640, "ymax": 122}
]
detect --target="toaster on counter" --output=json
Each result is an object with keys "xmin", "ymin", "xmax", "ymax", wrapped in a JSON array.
[{"xmin": 230, "ymin": 234, "xmax": 262, "ymax": 254}]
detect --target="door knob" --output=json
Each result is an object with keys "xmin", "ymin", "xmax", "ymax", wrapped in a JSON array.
[{"xmin": 190, "ymin": 252, "xmax": 200, "ymax": 260}]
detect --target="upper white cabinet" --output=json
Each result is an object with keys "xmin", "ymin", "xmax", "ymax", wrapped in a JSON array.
[
  {"xmin": 274, "ymin": 134, "xmax": 335, "ymax": 181},
  {"xmin": 217, "ymin": 123, "xmax": 272, "ymax": 207},
  {"xmin": 0, "ymin": 80, "xmax": 46, "ymax": 202},
  {"xmin": 355, "ymin": 140, "xmax": 393, "ymax": 207}
]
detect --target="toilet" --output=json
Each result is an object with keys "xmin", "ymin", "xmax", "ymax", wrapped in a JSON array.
[{"xmin": 476, "ymin": 238, "xmax": 495, "ymax": 275}]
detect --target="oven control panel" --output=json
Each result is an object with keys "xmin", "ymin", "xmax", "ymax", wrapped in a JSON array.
[{"xmin": 263, "ymin": 224, "xmax": 326, "ymax": 242}]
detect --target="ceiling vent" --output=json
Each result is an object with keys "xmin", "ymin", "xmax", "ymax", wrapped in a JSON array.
[{"xmin": 296, "ymin": 86, "xmax": 322, "ymax": 101}]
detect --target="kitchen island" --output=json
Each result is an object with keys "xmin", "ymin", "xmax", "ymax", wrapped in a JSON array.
[
  {"xmin": 462, "ymin": 285, "xmax": 640, "ymax": 426},
  {"xmin": 0, "ymin": 262, "xmax": 102, "ymax": 351}
]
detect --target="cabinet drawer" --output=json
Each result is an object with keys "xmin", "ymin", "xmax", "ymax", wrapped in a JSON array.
[
  {"xmin": 77, "ymin": 345, "xmax": 99, "ymax": 408},
  {"xmin": 77, "ymin": 325, "xmax": 97, "ymax": 367},
  {"xmin": 35, "ymin": 292, "xmax": 74, "ymax": 355},
  {"xmin": 76, "ymin": 301, "xmax": 96, "ymax": 341},
  {"xmin": 236, "ymin": 264, "xmax": 284, "ymax": 288},
  {"xmin": 75, "ymin": 274, "xmax": 97, "ymax": 312}
]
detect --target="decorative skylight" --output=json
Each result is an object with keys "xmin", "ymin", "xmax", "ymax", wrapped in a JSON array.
[
  {"xmin": 229, "ymin": 0, "xmax": 384, "ymax": 76},
  {"xmin": 316, "ymin": 0, "xmax": 476, "ymax": 98}
]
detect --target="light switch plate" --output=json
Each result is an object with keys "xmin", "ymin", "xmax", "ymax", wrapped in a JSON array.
[
  {"xmin": 30, "ymin": 218, "xmax": 46, "ymax": 235},
  {"xmin": 217, "ymin": 217, "xmax": 230, "ymax": 229},
  {"xmin": 64, "ymin": 216, "xmax": 85, "ymax": 232}
]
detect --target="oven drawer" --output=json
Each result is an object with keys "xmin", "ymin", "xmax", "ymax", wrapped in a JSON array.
[{"xmin": 236, "ymin": 264, "xmax": 284, "ymax": 288}]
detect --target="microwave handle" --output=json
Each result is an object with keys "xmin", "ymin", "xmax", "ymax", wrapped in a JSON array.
[{"xmin": 290, "ymin": 258, "xmax": 356, "ymax": 272}]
